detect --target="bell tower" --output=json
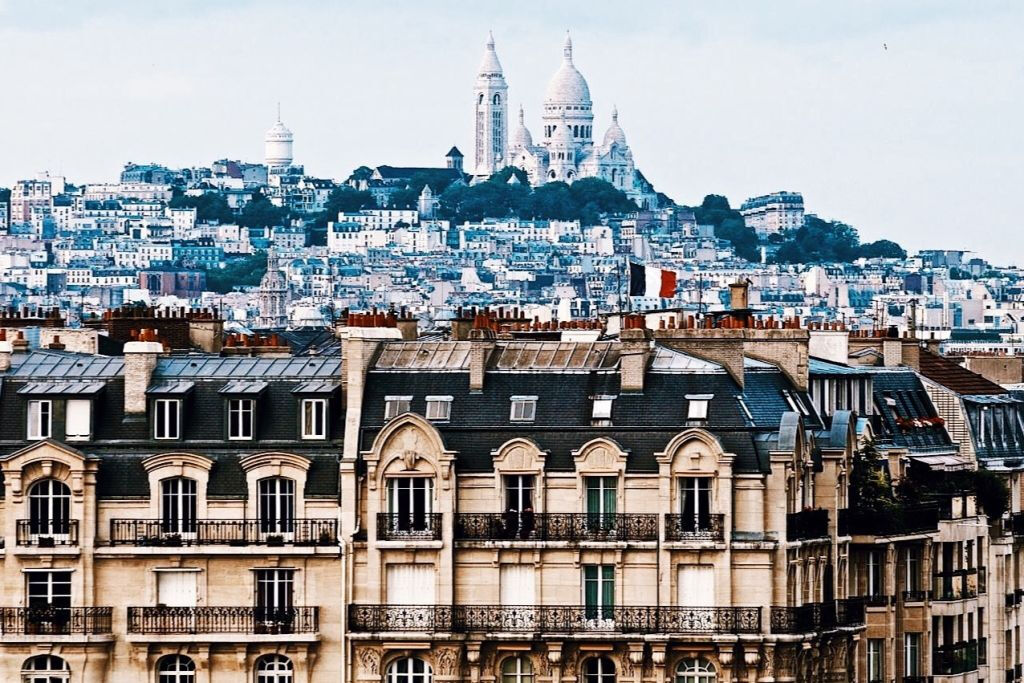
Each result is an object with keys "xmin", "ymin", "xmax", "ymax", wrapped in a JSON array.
[{"xmin": 473, "ymin": 32, "xmax": 508, "ymax": 177}]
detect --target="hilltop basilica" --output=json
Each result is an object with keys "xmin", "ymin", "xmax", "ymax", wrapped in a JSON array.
[{"xmin": 473, "ymin": 32, "xmax": 660, "ymax": 209}]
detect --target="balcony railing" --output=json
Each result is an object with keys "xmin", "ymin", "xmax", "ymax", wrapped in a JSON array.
[
  {"xmin": 109, "ymin": 519, "xmax": 338, "ymax": 546},
  {"xmin": 664, "ymin": 514, "xmax": 725, "ymax": 542},
  {"xmin": 838, "ymin": 505, "xmax": 939, "ymax": 537},
  {"xmin": 902, "ymin": 590, "xmax": 929, "ymax": 603},
  {"xmin": 377, "ymin": 513, "xmax": 442, "ymax": 541},
  {"xmin": 932, "ymin": 640, "xmax": 978, "ymax": 676},
  {"xmin": 348, "ymin": 604, "xmax": 761, "ymax": 634},
  {"xmin": 786, "ymin": 509, "xmax": 830, "ymax": 541},
  {"xmin": 932, "ymin": 569, "xmax": 978, "ymax": 601},
  {"xmin": 127, "ymin": 606, "xmax": 319, "ymax": 634},
  {"xmin": 16, "ymin": 519, "xmax": 79, "ymax": 546},
  {"xmin": 770, "ymin": 599, "xmax": 865, "ymax": 634},
  {"xmin": 455, "ymin": 513, "xmax": 658, "ymax": 543},
  {"xmin": 0, "ymin": 606, "xmax": 112, "ymax": 635}
]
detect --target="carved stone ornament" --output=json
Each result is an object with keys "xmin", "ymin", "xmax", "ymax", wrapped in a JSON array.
[
  {"xmin": 357, "ymin": 647, "xmax": 381, "ymax": 676},
  {"xmin": 401, "ymin": 449, "xmax": 418, "ymax": 471},
  {"xmin": 435, "ymin": 647, "xmax": 460, "ymax": 677}
]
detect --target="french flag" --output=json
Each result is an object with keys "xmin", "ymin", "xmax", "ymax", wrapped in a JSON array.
[{"xmin": 628, "ymin": 261, "xmax": 677, "ymax": 298}]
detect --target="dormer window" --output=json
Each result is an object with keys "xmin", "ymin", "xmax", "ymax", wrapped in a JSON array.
[
  {"xmin": 510, "ymin": 396, "xmax": 537, "ymax": 423},
  {"xmin": 301, "ymin": 398, "xmax": 328, "ymax": 439},
  {"xmin": 592, "ymin": 396, "xmax": 614, "ymax": 426},
  {"xmin": 27, "ymin": 400, "xmax": 52, "ymax": 440},
  {"xmin": 228, "ymin": 398, "xmax": 255, "ymax": 440},
  {"xmin": 384, "ymin": 396, "xmax": 412, "ymax": 421},
  {"xmin": 65, "ymin": 399, "xmax": 92, "ymax": 441},
  {"xmin": 154, "ymin": 399, "xmax": 181, "ymax": 440},
  {"xmin": 686, "ymin": 394, "xmax": 712, "ymax": 423},
  {"xmin": 782, "ymin": 390, "xmax": 810, "ymax": 416},
  {"xmin": 425, "ymin": 396, "xmax": 452, "ymax": 422}
]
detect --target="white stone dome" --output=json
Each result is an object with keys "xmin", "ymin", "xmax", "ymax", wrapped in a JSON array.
[
  {"xmin": 602, "ymin": 106, "xmax": 627, "ymax": 147},
  {"xmin": 265, "ymin": 119, "xmax": 293, "ymax": 143},
  {"xmin": 511, "ymin": 106, "xmax": 533, "ymax": 149},
  {"xmin": 543, "ymin": 33, "xmax": 591, "ymax": 106}
]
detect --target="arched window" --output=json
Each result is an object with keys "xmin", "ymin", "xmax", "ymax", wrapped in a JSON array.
[
  {"xmin": 258, "ymin": 477, "xmax": 296, "ymax": 535},
  {"xmin": 583, "ymin": 657, "xmax": 615, "ymax": 683},
  {"xmin": 387, "ymin": 657, "xmax": 433, "ymax": 683},
  {"xmin": 493, "ymin": 93, "xmax": 501, "ymax": 105},
  {"xmin": 28, "ymin": 479, "xmax": 70, "ymax": 537},
  {"xmin": 478, "ymin": 93, "xmax": 484, "ymax": 105},
  {"xmin": 256, "ymin": 655, "xmax": 293, "ymax": 683},
  {"xmin": 22, "ymin": 655, "xmax": 69, "ymax": 683},
  {"xmin": 158, "ymin": 655, "xmax": 195, "ymax": 683},
  {"xmin": 675, "ymin": 658, "xmax": 716, "ymax": 683},
  {"xmin": 549, "ymin": 170, "xmax": 557, "ymax": 180},
  {"xmin": 502, "ymin": 656, "xmax": 533, "ymax": 683},
  {"xmin": 161, "ymin": 477, "xmax": 197, "ymax": 535}
]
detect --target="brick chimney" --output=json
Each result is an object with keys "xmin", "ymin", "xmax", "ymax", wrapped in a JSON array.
[
  {"xmin": 468, "ymin": 328, "xmax": 496, "ymax": 393},
  {"xmin": 729, "ymin": 279, "xmax": 750, "ymax": 311},
  {"xmin": 0, "ymin": 335, "xmax": 11, "ymax": 372},
  {"xmin": 123, "ymin": 335, "xmax": 165, "ymax": 416},
  {"xmin": 619, "ymin": 318, "xmax": 652, "ymax": 393}
]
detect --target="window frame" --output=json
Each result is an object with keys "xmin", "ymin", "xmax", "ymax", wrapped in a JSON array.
[
  {"xmin": 867, "ymin": 638, "xmax": 884, "ymax": 683},
  {"xmin": 27, "ymin": 399, "xmax": 52, "ymax": 440},
  {"xmin": 64, "ymin": 399, "xmax": 92, "ymax": 442},
  {"xmin": 227, "ymin": 398, "xmax": 255, "ymax": 440},
  {"xmin": 501, "ymin": 656, "xmax": 534, "ymax": 683},
  {"xmin": 424, "ymin": 395, "xmax": 452, "ymax": 422},
  {"xmin": 510, "ymin": 396, "xmax": 538, "ymax": 423},
  {"xmin": 386, "ymin": 657, "xmax": 433, "ymax": 683},
  {"xmin": 300, "ymin": 398, "xmax": 328, "ymax": 440},
  {"xmin": 154, "ymin": 398, "xmax": 182, "ymax": 440},
  {"xmin": 384, "ymin": 395, "xmax": 412, "ymax": 421}
]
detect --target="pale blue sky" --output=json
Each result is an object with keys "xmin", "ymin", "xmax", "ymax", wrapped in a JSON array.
[{"xmin": 1, "ymin": 1, "xmax": 1021, "ymax": 262}]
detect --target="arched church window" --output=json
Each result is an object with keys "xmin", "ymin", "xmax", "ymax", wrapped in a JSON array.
[
  {"xmin": 478, "ymin": 93, "xmax": 484, "ymax": 105},
  {"xmin": 493, "ymin": 93, "xmax": 501, "ymax": 105}
]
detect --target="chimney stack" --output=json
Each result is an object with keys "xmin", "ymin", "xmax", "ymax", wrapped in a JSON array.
[
  {"xmin": 619, "ymin": 325, "xmax": 652, "ymax": 393},
  {"xmin": 729, "ymin": 279, "xmax": 750, "ymax": 311},
  {"xmin": 123, "ymin": 338, "xmax": 164, "ymax": 416}
]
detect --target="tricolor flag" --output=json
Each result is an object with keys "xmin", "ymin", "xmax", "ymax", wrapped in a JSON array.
[{"xmin": 628, "ymin": 261, "xmax": 677, "ymax": 298}]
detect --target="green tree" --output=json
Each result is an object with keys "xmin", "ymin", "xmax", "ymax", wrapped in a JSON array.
[
  {"xmin": 204, "ymin": 252, "xmax": 267, "ymax": 293},
  {"xmin": 688, "ymin": 195, "xmax": 759, "ymax": 261},
  {"xmin": 169, "ymin": 193, "xmax": 234, "ymax": 224},
  {"xmin": 974, "ymin": 469, "xmax": 1009, "ymax": 520},
  {"xmin": 858, "ymin": 239, "xmax": 907, "ymax": 259},
  {"xmin": 239, "ymin": 192, "xmax": 289, "ymax": 229}
]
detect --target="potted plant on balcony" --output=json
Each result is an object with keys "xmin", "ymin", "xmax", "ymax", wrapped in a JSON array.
[
  {"xmin": 36, "ymin": 536, "xmax": 56, "ymax": 548},
  {"xmin": 318, "ymin": 529, "xmax": 334, "ymax": 546},
  {"xmin": 160, "ymin": 533, "xmax": 183, "ymax": 547},
  {"xmin": 266, "ymin": 534, "xmax": 285, "ymax": 547}
]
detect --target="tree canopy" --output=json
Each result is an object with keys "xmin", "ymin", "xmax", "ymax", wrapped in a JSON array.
[
  {"xmin": 688, "ymin": 195, "xmax": 759, "ymax": 261},
  {"xmin": 204, "ymin": 251, "xmax": 267, "ymax": 293},
  {"xmin": 238, "ymin": 191, "xmax": 289, "ymax": 229},
  {"xmin": 771, "ymin": 215, "xmax": 907, "ymax": 264},
  {"xmin": 168, "ymin": 193, "xmax": 234, "ymax": 224}
]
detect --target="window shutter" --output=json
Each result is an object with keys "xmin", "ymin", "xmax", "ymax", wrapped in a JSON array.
[{"xmin": 65, "ymin": 399, "xmax": 91, "ymax": 439}]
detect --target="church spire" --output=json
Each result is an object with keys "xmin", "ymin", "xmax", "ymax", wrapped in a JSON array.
[
  {"xmin": 477, "ymin": 30, "xmax": 503, "ymax": 76},
  {"xmin": 563, "ymin": 31, "xmax": 573, "ymax": 62}
]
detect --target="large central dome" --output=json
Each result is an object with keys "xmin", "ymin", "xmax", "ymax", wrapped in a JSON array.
[{"xmin": 543, "ymin": 33, "xmax": 591, "ymax": 106}]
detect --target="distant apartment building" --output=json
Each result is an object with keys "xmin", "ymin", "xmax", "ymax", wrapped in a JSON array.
[
  {"xmin": 10, "ymin": 178, "xmax": 55, "ymax": 225},
  {"xmin": 740, "ymin": 191, "xmax": 805, "ymax": 236}
]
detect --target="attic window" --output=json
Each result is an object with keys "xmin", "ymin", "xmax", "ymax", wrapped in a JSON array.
[
  {"xmin": 510, "ymin": 396, "xmax": 538, "ymax": 423},
  {"xmin": 783, "ymin": 390, "xmax": 810, "ymax": 416},
  {"xmin": 384, "ymin": 395, "xmax": 412, "ymax": 420},
  {"xmin": 425, "ymin": 395, "xmax": 452, "ymax": 422},
  {"xmin": 592, "ymin": 396, "xmax": 614, "ymax": 426},
  {"xmin": 686, "ymin": 394, "xmax": 713, "ymax": 422}
]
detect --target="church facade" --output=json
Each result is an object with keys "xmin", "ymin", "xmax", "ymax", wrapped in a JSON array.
[{"xmin": 473, "ymin": 33, "xmax": 659, "ymax": 210}]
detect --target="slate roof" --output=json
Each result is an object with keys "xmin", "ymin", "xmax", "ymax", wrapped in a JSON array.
[
  {"xmin": 154, "ymin": 356, "xmax": 339, "ymax": 379},
  {"xmin": 963, "ymin": 395, "xmax": 1024, "ymax": 464},
  {"xmin": 868, "ymin": 368, "xmax": 954, "ymax": 452},
  {"xmin": 13, "ymin": 352, "xmax": 124, "ymax": 378},
  {"xmin": 809, "ymin": 357, "xmax": 874, "ymax": 376},
  {"xmin": 918, "ymin": 350, "xmax": 1004, "ymax": 395}
]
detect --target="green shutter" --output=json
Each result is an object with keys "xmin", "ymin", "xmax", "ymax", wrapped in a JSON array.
[{"xmin": 584, "ymin": 565, "xmax": 598, "ymax": 618}]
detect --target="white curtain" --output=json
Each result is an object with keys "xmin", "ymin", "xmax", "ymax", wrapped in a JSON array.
[
  {"xmin": 677, "ymin": 565, "xmax": 715, "ymax": 607},
  {"xmin": 387, "ymin": 564, "xmax": 435, "ymax": 604},
  {"xmin": 157, "ymin": 571, "xmax": 197, "ymax": 607},
  {"xmin": 500, "ymin": 564, "xmax": 535, "ymax": 605}
]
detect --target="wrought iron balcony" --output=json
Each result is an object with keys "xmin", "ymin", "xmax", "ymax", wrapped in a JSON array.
[
  {"xmin": 109, "ymin": 519, "xmax": 338, "ymax": 546},
  {"xmin": 347, "ymin": 604, "xmax": 761, "ymax": 634},
  {"xmin": 127, "ymin": 606, "xmax": 319, "ymax": 634},
  {"xmin": 770, "ymin": 598, "xmax": 865, "ymax": 634},
  {"xmin": 16, "ymin": 520, "xmax": 79, "ymax": 546},
  {"xmin": 664, "ymin": 514, "xmax": 725, "ymax": 542},
  {"xmin": 454, "ymin": 513, "xmax": 658, "ymax": 543},
  {"xmin": 932, "ymin": 640, "xmax": 978, "ymax": 676},
  {"xmin": 838, "ymin": 505, "xmax": 938, "ymax": 537},
  {"xmin": 377, "ymin": 513, "xmax": 442, "ymax": 541},
  {"xmin": 0, "ymin": 607, "xmax": 112, "ymax": 635},
  {"xmin": 786, "ymin": 508, "xmax": 830, "ymax": 541}
]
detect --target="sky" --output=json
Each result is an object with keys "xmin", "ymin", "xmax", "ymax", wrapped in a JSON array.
[{"xmin": 0, "ymin": 0, "xmax": 1021, "ymax": 263}]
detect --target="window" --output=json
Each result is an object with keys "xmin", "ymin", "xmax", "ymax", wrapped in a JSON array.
[
  {"xmin": 27, "ymin": 570, "xmax": 71, "ymax": 611},
  {"xmin": 228, "ymin": 398, "xmax": 254, "ymax": 440},
  {"xmin": 28, "ymin": 479, "xmax": 71, "ymax": 538},
  {"xmin": 21, "ymin": 655, "xmax": 69, "ymax": 683},
  {"xmin": 583, "ymin": 565, "xmax": 614, "ymax": 622},
  {"xmin": 301, "ymin": 398, "xmax": 327, "ymax": 439},
  {"xmin": 256, "ymin": 655, "xmax": 293, "ymax": 683},
  {"xmin": 387, "ymin": 564, "xmax": 435, "ymax": 604},
  {"xmin": 255, "ymin": 569, "xmax": 294, "ymax": 625},
  {"xmin": 387, "ymin": 477, "xmax": 434, "ymax": 534},
  {"xmin": 154, "ymin": 398, "xmax": 180, "ymax": 439},
  {"xmin": 510, "ymin": 396, "xmax": 537, "ymax": 422},
  {"xmin": 500, "ymin": 564, "xmax": 536, "ymax": 606},
  {"xmin": 425, "ymin": 396, "xmax": 452, "ymax": 422},
  {"xmin": 905, "ymin": 547, "xmax": 921, "ymax": 594},
  {"xmin": 384, "ymin": 395, "xmax": 412, "ymax": 420},
  {"xmin": 592, "ymin": 397, "xmax": 613, "ymax": 425},
  {"xmin": 27, "ymin": 400, "xmax": 51, "ymax": 439},
  {"xmin": 65, "ymin": 399, "xmax": 91, "ymax": 441},
  {"xmin": 678, "ymin": 565, "xmax": 715, "ymax": 607},
  {"xmin": 679, "ymin": 477, "xmax": 712, "ymax": 531},
  {"xmin": 259, "ymin": 477, "xmax": 295, "ymax": 535},
  {"xmin": 686, "ymin": 394, "xmax": 712, "ymax": 421},
  {"xmin": 867, "ymin": 550, "xmax": 883, "ymax": 596},
  {"xmin": 157, "ymin": 655, "xmax": 195, "ymax": 683},
  {"xmin": 867, "ymin": 639, "xmax": 884, "ymax": 682},
  {"xmin": 583, "ymin": 657, "xmax": 616, "ymax": 683},
  {"xmin": 161, "ymin": 477, "xmax": 197, "ymax": 536},
  {"xmin": 585, "ymin": 476, "xmax": 617, "ymax": 528},
  {"xmin": 904, "ymin": 633, "xmax": 920, "ymax": 678},
  {"xmin": 387, "ymin": 659, "xmax": 433, "ymax": 683},
  {"xmin": 502, "ymin": 657, "xmax": 533, "ymax": 683},
  {"xmin": 676, "ymin": 658, "xmax": 716, "ymax": 683}
]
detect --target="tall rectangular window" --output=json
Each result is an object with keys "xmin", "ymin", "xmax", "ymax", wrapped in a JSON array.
[
  {"xmin": 867, "ymin": 639, "xmax": 884, "ymax": 683},
  {"xmin": 228, "ymin": 399, "xmax": 254, "ymax": 440},
  {"xmin": 905, "ymin": 546, "xmax": 921, "ymax": 594},
  {"xmin": 161, "ymin": 477, "xmax": 197, "ymax": 535},
  {"xmin": 867, "ymin": 550, "xmax": 883, "ymax": 596},
  {"xmin": 255, "ymin": 569, "xmax": 294, "ymax": 626},
  {"xmin": 583, "ymin": 565, "xmax": 614, "ymax": 621},
  {"xmin": 27, "ymin": 571, "xmax": 72, "ymax": 609},
  {"xmin": 679, "ymin": 477, "xmax": 712, "ymax": 531},
  {"xmin": 27, "ymin": 400, "xmax": 51, "ymax": 440},
  {"xmin": 301, "ymin": 398, "xmax": 327, "ymax": 439},
  {"xmin": 585, "ymin": 476, "xmax": 617, "ymax": 532},
  {"xmin": 154, "ymin": 399, "xmax": 180, "ymax": 439},
  {"xmin": 388, "ymin": 478, "xmax": 434, "ymax": 534},
  {"xmin": 904, "ymin": 633, "xmax": 920, "ymax": 677},
  {"xmin": 65, "ymin": 399, "xmax": 91, "ymax": 441}
]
